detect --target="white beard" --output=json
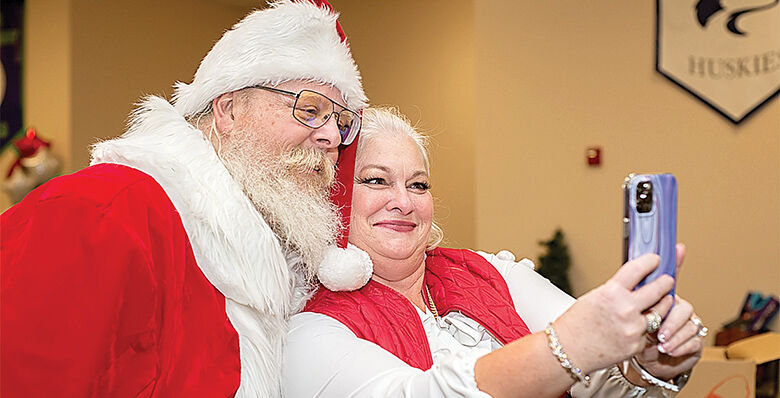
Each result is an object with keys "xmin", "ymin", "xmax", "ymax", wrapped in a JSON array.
[{"xmin": 218, "ymin": 126, "xmax": 341, "ymax": 282}]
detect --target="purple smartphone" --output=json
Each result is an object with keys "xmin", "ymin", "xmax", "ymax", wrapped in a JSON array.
[{"xmin": 622, "ymin": 173, "xmax": 677, "ymax": 296}]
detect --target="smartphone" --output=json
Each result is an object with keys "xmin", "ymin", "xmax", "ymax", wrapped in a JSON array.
[{"xmin": 622, "ymin": 173, "xmax": 677, "ymax": 296}]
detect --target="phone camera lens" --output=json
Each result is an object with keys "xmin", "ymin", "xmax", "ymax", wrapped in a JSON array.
[{"xmin": 636, "ymin": 180, "xmax": 653, "ymax": 213}]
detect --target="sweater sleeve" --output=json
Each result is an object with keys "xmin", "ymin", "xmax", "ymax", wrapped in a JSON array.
[{"xmin": 0, "ymin": 176, "xmax": 171, "ymax": 397}]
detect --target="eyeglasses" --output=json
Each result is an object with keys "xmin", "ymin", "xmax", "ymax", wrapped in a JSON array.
[{"xmin": 251, "ymin": 86, "xmax": 361, "ymax": 145}]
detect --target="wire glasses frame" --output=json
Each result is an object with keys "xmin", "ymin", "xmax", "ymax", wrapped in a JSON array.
[{"xmin": 251, "ymin": 85, "xmax": 361, "ymax": 145}]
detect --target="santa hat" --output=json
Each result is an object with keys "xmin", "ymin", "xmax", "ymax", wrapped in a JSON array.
[
  {"xmin": 172, "ymin": 0, "xmax": 366, "ymax": 115},
  {"xmin": 173, "ymin": 0, "xmax": 372, "ymax": 291}
]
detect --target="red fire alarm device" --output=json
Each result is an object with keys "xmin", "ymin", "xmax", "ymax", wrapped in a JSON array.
[{"xmin": 586, "ymin": 146, "xmax": 601, "ymax": 166}]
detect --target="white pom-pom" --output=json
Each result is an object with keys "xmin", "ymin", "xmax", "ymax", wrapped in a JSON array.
[{"xmin": 317, "ymin": 244, "xmax": 373, "ymax": 291}]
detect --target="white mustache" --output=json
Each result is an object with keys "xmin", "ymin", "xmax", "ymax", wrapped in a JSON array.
[{"xmin": 283, "ymin": 147, "xmax": 336, "ymax": 187}]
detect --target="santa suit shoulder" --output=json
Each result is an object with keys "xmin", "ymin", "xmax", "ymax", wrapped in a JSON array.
[{"xmin": 1, "ymin": 163, "xmax": 241, "ymax": 397}]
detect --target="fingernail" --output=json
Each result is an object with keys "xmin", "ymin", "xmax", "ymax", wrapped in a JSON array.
[
  {"xmin": 658, "ymin": 333, "xmax": 667, "ymax": 343},
  {"xmin": 658, "ymin": 344, "xmax": 667, "ymax": 354}
]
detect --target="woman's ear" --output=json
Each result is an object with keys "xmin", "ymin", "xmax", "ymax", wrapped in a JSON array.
[{"xmin": 212, "ymin": 92, "xmax": 235, "ymax": 133}]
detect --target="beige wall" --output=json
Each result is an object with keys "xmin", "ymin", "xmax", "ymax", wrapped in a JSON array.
[
  {"xmin": 69, "ymin": 0, "xmax": 254, "ymax": 169},
  {"xmin": 24, "ymin": 0, "xmax": 71, "ymax": 172},
  {"xmin": 12, "ymin": 1, "xmax": 780, "ymax": 339}
]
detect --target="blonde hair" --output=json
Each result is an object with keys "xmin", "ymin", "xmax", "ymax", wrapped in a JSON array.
[{"xmin": 357, "ymin": 107, "xmax": 444, "ymax": 248}]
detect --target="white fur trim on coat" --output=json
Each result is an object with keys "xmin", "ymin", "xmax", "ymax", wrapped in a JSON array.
[
  {"xmin": 173, "ymin": 0, "xmax": 367, "ymax": 116},
  {"xmin": 91, "ymin": 96, "xmax": 302, "ymax": 398}
]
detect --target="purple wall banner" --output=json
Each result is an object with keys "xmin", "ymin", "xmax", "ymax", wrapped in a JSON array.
[{"xmin": 1, "ymin": 0, "xmax": 25, "ymax": 149}]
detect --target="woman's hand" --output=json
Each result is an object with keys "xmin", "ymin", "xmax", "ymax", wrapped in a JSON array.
[
  {"xmin": 636, "ymin": 244, "xmax": 704, "ymax": 380},
  {"xmin": 634, "ymin": 295, "xmax": 703, "ymax": 380},
  {"xmin": 552, "ymin": 253, "xmax": 675, "ymax": 374}
]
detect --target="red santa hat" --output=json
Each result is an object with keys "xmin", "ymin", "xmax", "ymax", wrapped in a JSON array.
[
  {"xmin": 172, "ymin": 0, "xmax": 366, "ymax": 115},
  {"xmin": 173, "ymin": 0, "xmax": 372, "ymax": 291}
]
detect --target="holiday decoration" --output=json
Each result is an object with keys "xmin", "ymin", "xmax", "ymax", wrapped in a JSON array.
[
  {"xmin": 2, "ymin": 128, "xmax": 61, "ymax": 203},
  {"xmin": 537, "ymin": 228, "xmax": 573, "ymax": 295}
]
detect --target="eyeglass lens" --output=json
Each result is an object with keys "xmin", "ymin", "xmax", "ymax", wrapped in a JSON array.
[{"xmin": 293, "ymin": 90, "xmax": 360, "ymax": 145}]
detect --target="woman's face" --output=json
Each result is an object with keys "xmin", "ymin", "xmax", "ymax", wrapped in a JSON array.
[{"xmin": 349, "ymin": 132, "xmax": 433, "ymax": 274}]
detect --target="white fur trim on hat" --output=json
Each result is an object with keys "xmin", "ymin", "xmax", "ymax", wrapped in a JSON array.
[
  {"xmin": 318, "ymin": 244, "xmax": 373, "ymax": 291},
  {"xmin": 173, "ymin": 0, "xmax": 367, "ymax": 116}
]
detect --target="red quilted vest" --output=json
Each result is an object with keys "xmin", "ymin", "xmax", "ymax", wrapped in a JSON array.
[{"xmin": 304, "ymin": 247, "xmax": 532, "ymax": 370}]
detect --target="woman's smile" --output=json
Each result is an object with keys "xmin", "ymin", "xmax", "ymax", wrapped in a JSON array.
[{"xmin": 374, "ymin": 219, "xmax": 417, "ymax": 232}]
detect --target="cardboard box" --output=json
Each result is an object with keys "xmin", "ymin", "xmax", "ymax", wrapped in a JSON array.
[{"xmin": 678, "ymin": 333, "xmax": 779, "ymax": 398}]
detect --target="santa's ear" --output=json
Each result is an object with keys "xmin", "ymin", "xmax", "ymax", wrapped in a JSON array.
[{"xmin": 212, "ymin": 92, "xmax": 235, "ymax": 133}]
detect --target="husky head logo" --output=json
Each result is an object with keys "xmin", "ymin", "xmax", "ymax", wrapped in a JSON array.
[{"xmin": 695, "ymin": 0, "xmax": 779, "ymax": 35}]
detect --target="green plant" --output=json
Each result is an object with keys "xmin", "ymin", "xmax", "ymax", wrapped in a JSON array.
[{"xmin": 537, "ymin": 228, "xmax": 573, "ymax": 295}]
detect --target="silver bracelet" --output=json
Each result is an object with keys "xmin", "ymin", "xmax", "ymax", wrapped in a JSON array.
[
  {"xmin": 544, "ymin": 323, "xmax": 591, "ymax": 387},
  {"xmin": 629, "ymin": 357, "xmax": 689, "ymax": 392}
]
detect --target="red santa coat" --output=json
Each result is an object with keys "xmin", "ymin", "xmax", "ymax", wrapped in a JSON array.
[
  {"xmin": 1, "ymin": 97, "xmax": 306, "ymax": 397},
  {"xmin": 1, "ymin": 164, "xmax": 240, "ymax": 396}
]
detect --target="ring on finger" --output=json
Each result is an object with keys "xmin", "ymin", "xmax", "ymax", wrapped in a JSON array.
[
  {"xmin": 645, "ymin": 311, "xmax": 662, "ymax": 334},
  {"xmin": 690, "ymin": 315, "xmax": 709, "ymax": 338}
]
